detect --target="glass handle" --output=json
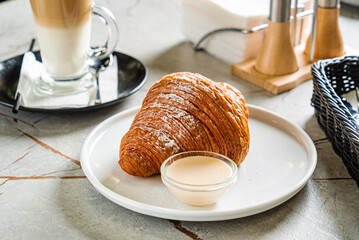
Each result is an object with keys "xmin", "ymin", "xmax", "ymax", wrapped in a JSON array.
[{"xmin": 90, "ymin": 4, "xmax": 119, "ymax": 60}]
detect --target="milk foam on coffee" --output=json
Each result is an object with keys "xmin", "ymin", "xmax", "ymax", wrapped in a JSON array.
[{"xmin": 30, "ymin": 0, "xmax": 93, "ymax": 78}]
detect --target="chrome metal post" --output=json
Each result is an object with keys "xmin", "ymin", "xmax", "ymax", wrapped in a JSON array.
[
  {"xmin": 309, "ymin": 0, "xmax": 319, "ymax": 62},
  {"xmin": 293, "ymin": 0, "xmax": 298, "ymax": 45},
  {"xmin": 269, "ymin": 0, "xmax": 292, "ymax": 22},
  {"xmin": 318, "ymin": 0, "xmax": 340, "ymax": 8}
]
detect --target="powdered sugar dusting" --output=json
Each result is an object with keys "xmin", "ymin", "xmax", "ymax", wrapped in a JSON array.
[{"xmin": 152, "ymin": 128, "xmax": 180, "ymax": 152}]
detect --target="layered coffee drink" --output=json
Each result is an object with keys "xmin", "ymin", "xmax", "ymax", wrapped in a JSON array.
[
  {"xmin": 30, "ymin": 0, "xmax": 118, "ymax": 95},
  {"xmin": 30, "ymin": 0, "xmax": 92, "ymax": 79}
]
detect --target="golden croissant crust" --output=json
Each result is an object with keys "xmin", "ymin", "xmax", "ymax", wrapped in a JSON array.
[{"xmin": 119, "ymin": 72, "xmax": 250, "ymax": 177}]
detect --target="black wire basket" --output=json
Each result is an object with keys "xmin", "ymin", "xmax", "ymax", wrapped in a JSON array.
[{"xmin": 311, "ymin": 56, "xmax": 359, "ymax": 187}]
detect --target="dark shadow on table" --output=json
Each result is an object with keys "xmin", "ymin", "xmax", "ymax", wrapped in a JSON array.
[
  {"xmin": 0, "ymin": 97, "xmax": 138, "ymax": 138},
  {"xmin": 55, "ymin": 177, "xmax": 175, "ymax": 239},
  {"xmin": 146, "ymin": 41, "xmax": 263, "ymax": 94},
  {"xmin": 302, "ymin": 113, "xmax": 358, "ymax": 239},
  {"xmin": 54, "ymin": 171, "xmax": 312, "ymax": 239}
]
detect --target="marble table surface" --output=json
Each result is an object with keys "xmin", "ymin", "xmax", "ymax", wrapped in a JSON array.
[{"xmin": 1, "ymin": 0, "xmax": 358, "ymax": 239}]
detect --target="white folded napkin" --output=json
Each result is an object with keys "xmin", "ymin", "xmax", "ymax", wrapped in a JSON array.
[
  {"xmin": 97, "ymin": 55, "xmax": 118, "ymax": 103},
  {"xmin": 16, "ymin": 52, "xmax": 118, "ymax": 109},
  {"xmin": 182, "ymin": 0, "xmax": 311, "ymax": 64}
]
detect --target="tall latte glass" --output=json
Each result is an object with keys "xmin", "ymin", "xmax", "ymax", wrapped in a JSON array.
[{"xmin": 30, "ymin": 0, "xmax": 118, "ymax": 95}]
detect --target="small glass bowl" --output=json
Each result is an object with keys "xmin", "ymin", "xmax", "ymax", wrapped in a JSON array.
[{"xmin": 160, "ymin": 151, "xmax": 238, "ymax": 206}]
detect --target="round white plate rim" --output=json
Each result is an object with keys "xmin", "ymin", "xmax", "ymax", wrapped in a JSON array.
[{"xmin": 80, "ymin": 104, "xmax": 317, "ymax": 221}]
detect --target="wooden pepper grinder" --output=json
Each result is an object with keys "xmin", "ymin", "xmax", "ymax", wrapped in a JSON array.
[
  {"xmin": 304, "ymin": 0, "xmax": 344, "ymax": 61},
  {"xmin": 255, "ymin": 0, "xmax": 298, "ymax": 76}
]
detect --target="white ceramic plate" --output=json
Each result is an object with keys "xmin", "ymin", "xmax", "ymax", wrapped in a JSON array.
[{"xmin": 81, "ymin": 105, "xmax": 317, "ymax": 221}]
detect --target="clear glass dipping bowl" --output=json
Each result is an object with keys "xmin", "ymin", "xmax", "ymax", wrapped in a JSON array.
[{"xmin": 160, "ymin": 151, "xmax": 238, "ymax": 206}]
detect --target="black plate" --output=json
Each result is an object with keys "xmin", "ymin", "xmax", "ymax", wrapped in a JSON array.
[{"xmin": 0, "ymin": 51, "xmax": 147, "ymax": 112}]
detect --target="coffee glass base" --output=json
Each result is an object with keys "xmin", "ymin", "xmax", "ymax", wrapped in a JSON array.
[{"xmin": 34, "ymin": 72, "xmax": 94, "ymax": 95}]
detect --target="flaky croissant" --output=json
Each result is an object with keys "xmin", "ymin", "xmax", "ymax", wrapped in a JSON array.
[{"xmin": 119, "ymin": 72, "xmax": 250, "ymax": 177}]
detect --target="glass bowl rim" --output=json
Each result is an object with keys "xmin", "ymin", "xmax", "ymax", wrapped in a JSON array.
[{"xmin": 160, "ymin": 151, "xmax": 238, "ymax": 192}]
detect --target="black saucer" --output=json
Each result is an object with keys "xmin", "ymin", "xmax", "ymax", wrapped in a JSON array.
[{"xmin": 0, "ymin": 51, "xmax": 147, "ymax": 113}]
